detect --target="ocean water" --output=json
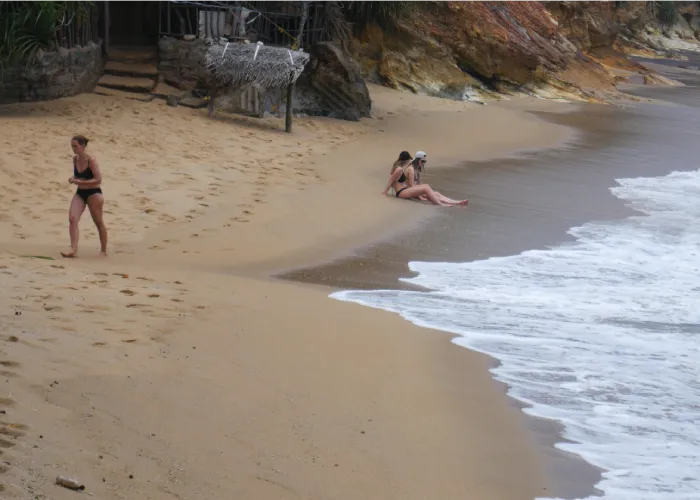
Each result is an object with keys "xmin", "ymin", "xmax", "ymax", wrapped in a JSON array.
[{"xmin": 331, "ymin": 168, "xmax": 700, "ymax": 500}]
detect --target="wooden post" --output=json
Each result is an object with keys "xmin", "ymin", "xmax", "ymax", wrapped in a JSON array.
[
  {"xmin": 285, "ymin": 1, "xmax": 310, "ymax": 133},
  {"xmin": 104, "ymin": 1, "xmax": 110, "ymax": 55},
  {"xmin": 285, "ymin": 83, "xmax": 294, "ymax": 132},
  {"xmin": 168, "ymin": 2, "xmax": 172, "ymax": 35}
]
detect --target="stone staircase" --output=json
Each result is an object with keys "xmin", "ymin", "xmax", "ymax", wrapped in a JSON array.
[
  {"xmin": 94, "ymin": 46, "xmax": 158, "ymax": 101},
  {"xmin": 94, "ymin": 46, "xmax": 187, "ymax": 104}
]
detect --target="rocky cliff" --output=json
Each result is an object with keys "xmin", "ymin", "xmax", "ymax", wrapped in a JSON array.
[{"xmin": 351, "ymin": 1, "xmax": 700, "ymax": 104}]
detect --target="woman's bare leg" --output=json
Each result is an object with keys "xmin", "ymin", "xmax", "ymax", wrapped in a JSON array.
[
  {"xmin": 398, "ymin": 185, "xmax": 450, "ymax": 206},
  {"xmin": 436, "ymin": 192, "xmax": 469, "ymax": 206},
  {"xmin": 61, "ymin": 195, "xmax": 86, "ymax": 258},
  {"xmin": 87, "ymin": 194, "xmax": 108, "ymax": 256},
  {"xmin": 417, "ymin": 192, "xmax": 468, "ymax": 206}
]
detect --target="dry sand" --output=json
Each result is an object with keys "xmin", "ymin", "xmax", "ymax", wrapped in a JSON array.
[{"xmin": 0, "ymin": 85, "xmax": 572, "ymax": 499}]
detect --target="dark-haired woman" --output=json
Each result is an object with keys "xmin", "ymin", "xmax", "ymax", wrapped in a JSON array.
[
  {"xmin": 61, "ymin": 135, "xmax": 108, "ymax": 258},
  {"xmin": 382, "ymin": 151, "xmax": 450, "ymax": 206}
]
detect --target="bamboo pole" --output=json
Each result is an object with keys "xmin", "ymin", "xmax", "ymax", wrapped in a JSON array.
[
  {"xmin": 104, "ymin": 1, "xmax": 110, "ymax": 55},
  {"xmin": 285, "ymin": 1, "xmax": 309, "ymax": 133}
]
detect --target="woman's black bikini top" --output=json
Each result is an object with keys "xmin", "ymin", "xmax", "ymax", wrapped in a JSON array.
[{"xmin": 74, "ymin": 156, "xmax": 94, "ymax": 180}]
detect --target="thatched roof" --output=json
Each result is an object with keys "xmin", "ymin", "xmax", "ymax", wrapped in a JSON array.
[{"xmin": 205, "ymin": 42, "xmax": 311, "ymax": 89}]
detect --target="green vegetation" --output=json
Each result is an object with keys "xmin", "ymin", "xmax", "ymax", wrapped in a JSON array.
[
  {"xmin": 658, "ymin": 0, "xmax": 678, "ymax": 26},
  {"xmin": 0, "ymin": 1, "xmax": 95, "ymax": 73},
  {"xmin": 341, "ymin": 1, "xmax": 416, "ymax": 32}
]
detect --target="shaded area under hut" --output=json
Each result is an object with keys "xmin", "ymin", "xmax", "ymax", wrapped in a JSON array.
[{"xmin": 205, "ymin": 41, "xmax": 310, "ymax": 131}]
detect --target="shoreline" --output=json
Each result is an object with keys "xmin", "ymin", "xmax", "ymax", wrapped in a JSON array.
[
  {"xmin": 0, "ymin": 85, "xmax": 605, "ymax": 499},
  {"xmin": 285, "ymin": 84, "xmax": 700, "ymax": 499}
]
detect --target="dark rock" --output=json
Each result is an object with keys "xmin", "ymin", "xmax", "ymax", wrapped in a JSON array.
[
  {"xmin": 297, "ymin": 42, "xmax": 371, "ymax": 121},
  {"xmin": 179, "ymin": 96, "xmax": 208, "ymax": 109}
]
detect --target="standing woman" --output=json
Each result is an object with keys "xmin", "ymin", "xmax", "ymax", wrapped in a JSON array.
[{"xmin": 61, "ymin": 135, "xmax": 108, "ymax": 258}]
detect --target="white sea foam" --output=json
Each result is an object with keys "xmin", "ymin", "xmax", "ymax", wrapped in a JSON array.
[{"xmin": 332, "ymin": 169, "xmax": 700, "ymax": 499}]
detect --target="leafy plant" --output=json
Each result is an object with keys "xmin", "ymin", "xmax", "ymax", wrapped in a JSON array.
[
  {"xmin": 341, "ymin": 1, "xmax": 416, "ymax": 32},
  {"xmin": 0, "ymin": 1, "xmax": 93, "ymax": 71},
  {"xmin": 655, "ymin": 1, "xmax": 679, "ymax": 27}
]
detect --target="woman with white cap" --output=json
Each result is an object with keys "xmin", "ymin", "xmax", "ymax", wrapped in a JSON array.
[
  {"xmin": 412, "ymin": 151, "xmax": 468, "ymax": 206},
  {"xmin": 382, "ymin": 151, "xmax": 450, "ymax": 206}
]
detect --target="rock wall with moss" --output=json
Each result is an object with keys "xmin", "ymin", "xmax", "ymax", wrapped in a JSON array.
[{"xmin": 0, "ymin": 42, "xmax": 103, "ymax": 104}]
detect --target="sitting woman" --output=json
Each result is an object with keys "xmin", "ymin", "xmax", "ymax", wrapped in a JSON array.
[
  {"xmin": 412, "ymin": 151, "xmax": 468, "ymax": 206},
  {"xmin": 382, "ymin": 151, "xmax": 452, "ymax": 206}
]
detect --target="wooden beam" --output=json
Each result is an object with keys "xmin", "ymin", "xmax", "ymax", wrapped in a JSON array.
[
  {"xmin": 104, "ymin": 1, "xmax": 110, "ymax": 55},
  {"xmin": 168, "ymin": 1, "xmax": 172, "ymax": 35},
  {"xmin": 285, "ymin": 1, "xmax": 310, "ymax": 134},
  {"xmin": 285, "ymin": 83, "xmax": 293, "ymax": 133}
]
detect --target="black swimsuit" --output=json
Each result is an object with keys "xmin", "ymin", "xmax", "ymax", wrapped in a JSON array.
[
  {"xmin": 74, "ymin": 156, "xmax": 102, "ymax": 203},
  {"xmin": 395, "ymin": 169, "xmax": 409, "ymax": 197}
]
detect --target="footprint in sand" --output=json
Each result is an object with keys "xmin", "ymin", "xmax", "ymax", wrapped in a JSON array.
[
  {"xmin": 0, "ymin": 422, "xmax": 27, "ymax": 438},
  {"xmin": 0, "ymin": 436, "xmax": 16, "ymax": 449},
  {"xmin": 120, "ymin": 289, "xmax": 136, "ymax": 296}
]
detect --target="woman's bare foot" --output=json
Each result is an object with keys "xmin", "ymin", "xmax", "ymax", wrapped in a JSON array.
[
  {"xmin": 457, "ymin": 200, "xmax": 469, "ymax": 206},
  {"xmin": 61, "ymin": 250, "xmax": 77, "ymax": 258},
  {"xmin": 98, "ymin": 250, "xmax": 107, "ymax": 257}
]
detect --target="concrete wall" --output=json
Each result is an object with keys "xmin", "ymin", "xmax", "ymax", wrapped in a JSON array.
[{"xmin": 0, "ymin": 41, "xmax": 103, "ymax": 104}]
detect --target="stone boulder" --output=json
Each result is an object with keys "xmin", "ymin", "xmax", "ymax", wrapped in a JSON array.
[
  {"xmin": 295, "ymin": 42, "xmax": 371, "ymax": 121},
  {"xmin": 158, "ymin": 36, "xmax": 210, "ymax": 90}
]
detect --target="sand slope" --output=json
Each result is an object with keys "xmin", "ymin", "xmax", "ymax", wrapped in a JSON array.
[{"xmin": 0, "ymin": 87, "xmax": 572, "ymax": 499}]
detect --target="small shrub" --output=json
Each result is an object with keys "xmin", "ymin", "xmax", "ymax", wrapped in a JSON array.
[
  {"xmin": 658, "ymin": 0, "xmax": 678, "ymax": 26},
  {"xmin": 345, "ymin": 0, "xmax": 425, "ymax": 27}
]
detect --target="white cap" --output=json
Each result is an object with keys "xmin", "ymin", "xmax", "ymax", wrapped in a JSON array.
[{"xmin": 415, "ymin": 151, "xmax": 427, "ymax": 160}]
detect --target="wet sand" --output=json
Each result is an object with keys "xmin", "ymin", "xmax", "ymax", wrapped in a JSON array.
[
  {"xmin": 0, "ymin": 86, "xmax": 574, "ymax": 499},
  {"xmin": 282, "ymin": 83, "xmax": 700, "ymax": 498}
]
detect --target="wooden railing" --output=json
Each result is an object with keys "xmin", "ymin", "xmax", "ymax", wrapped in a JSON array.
[{"xmin": 159, "ymin": 1, "xmax": 330, "ymax": 49}]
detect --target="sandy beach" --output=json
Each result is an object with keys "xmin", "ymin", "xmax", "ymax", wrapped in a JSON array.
[{"xmin": 1, "ymin": 85, "xmax": 575, "ymax": 499}]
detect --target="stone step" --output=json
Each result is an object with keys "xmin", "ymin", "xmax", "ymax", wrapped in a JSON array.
[
  {"xmin": 179, "ymin": 96, "xmax": 209, "ymax": 109},
  {"xmin": 93, "ymin": 85, "xmax": 155, "ymax": 102},
  {"xmin": 97, "ymin": 74, "xmax": 156, "ymax": 93},
  {"xmin": 151, "ymin": 82, "xmax": 186, "ymax": 100},
  {"xmin": 107, "ymin": 46, "xmax": 158, "ymax": 64},
  {"xmin": 104, "ymin": 61, "xmax": 158, "ymax": 78}
]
